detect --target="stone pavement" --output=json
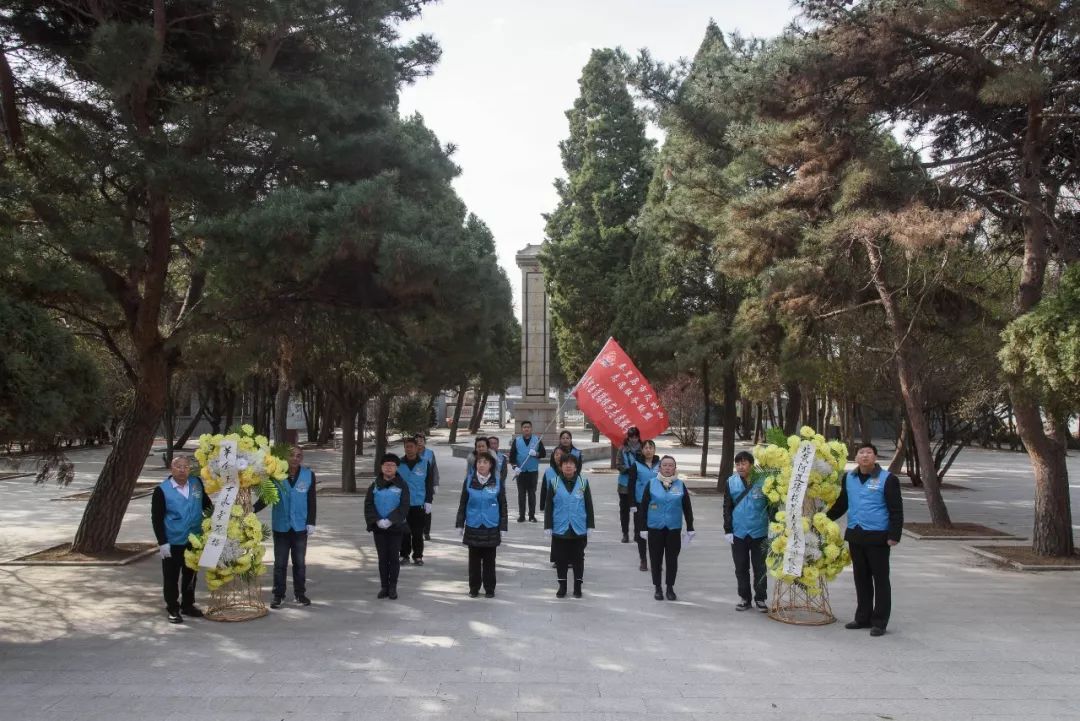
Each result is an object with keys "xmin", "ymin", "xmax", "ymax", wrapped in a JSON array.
[{"xmin": 1, "ymin": 433, "xmax": 1079, "ymax": 721}]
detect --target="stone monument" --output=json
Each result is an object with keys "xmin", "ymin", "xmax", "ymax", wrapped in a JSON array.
[{"xmin": 514, "ymin": 243, "xmax": 558, "ymax": 445}]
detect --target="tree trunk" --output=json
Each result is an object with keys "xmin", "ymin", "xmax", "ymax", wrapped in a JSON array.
[
  {"xmin": 863, "ymin": 238, "xmax": 950, "ymax": 527},
  {"xmin": 468, "ymin": 388, "xmax": 486, "ymax": 434},
  {"xmin": 591, "ymin": 425, "xmax": 600, "ymax": 443},
  {"xmin": 162, "ymin": 372, "xmax": 178, "ymax": 467},
  {"xmin": 273, "ymin": 338, "xmax": 291, "ymax": 444},
  {"xmin": 223, "ymin": 387, "xmax": 236, "ymax": 433},
  {"xmin": 782, "ymin": 382, "xmax": 801, "ymax": 435},
  {"xmin": 302, "ymin": 386, "xmax": 320, "ymax": 443},
  {"xmin": 317, "ymin": 391, "xmax": 334, "ymax": 446},
  {"xmin": 498, "ymin": 392, "xmax": 507, "ymax": 429},
  {"xmin": 71, "ymin": 354, "xmax": 168, "ymax": 553},
  {"xmin": 717, "ymin": 364, "xmax": 738, "ymax": 488},
  {"xmin": 374, "ymin": 394, "xmax": 391, "ymax": 469},
  {"xmin": 888, "ymin": 414, "xmax": 908, "ymax": 475},
  {"xmin": 700, "ymin": 360, "xmax": 711, "ymax": 478},
  {"xmin": 172, "ymin": 402, "xmax": 206, "ymax": 450},
  {"xmin": 448, "ymin": 382, "xmax": 467, "ymax": 444},
  {"xmin": 357, "ymin": 394, "xmax": 368, "ymax": 457},
  {"xmin": 754, "ymin": 401, "xmax": 763, "ymax": 444},
  {"xmin": 341, "ymin": 400, "xmax": 357, "ymax": 493}
]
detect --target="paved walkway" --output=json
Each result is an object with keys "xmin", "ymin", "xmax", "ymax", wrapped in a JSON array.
[{"xmin": 1, "ymin": 434, "xmax": 1079, "ymax": 720}]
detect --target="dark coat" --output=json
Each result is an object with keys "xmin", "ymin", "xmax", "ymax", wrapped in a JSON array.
[{"xmin": 455, "ymin": 473, "xmax": 509, "ymax": 548}]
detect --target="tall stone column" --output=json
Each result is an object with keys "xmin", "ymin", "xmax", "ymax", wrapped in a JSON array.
[{"xmin": 515, "ymin": 244, "xmax": 558, "ymax": 445}]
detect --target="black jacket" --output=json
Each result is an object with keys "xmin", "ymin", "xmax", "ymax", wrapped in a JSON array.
[
  {"xmin": 827, "ymin": 464, "xmax": 903, "ymax": 544},
  {"xmin": 364, "ymin": 474, "xmax": 411, "ymax": 532},
  {"xmin": 455, "ymin": 473, "xmax": 509, "ymax": 548}
]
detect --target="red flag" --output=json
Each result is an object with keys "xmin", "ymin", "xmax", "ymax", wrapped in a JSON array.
[{"xmin": 571, "ymin": 338, "xmax": 668, "ymax": 446}]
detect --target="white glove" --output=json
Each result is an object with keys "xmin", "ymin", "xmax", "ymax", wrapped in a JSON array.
[
  {"xmin": 685, "ymin": 530, "xmax": 696, "ymax": 545},
  {"xmin": 724, "ymin": 533, "xmax": 734, "ymax": 544},
  {"xmin": 306, "ymin": 525, "xmax": 316, "ymax": 537},
  {"xmin": 544, "ymin": 529, "xmax": 552, "ymax": 538},
  {"xmin": 630, "ymin": 506, "xmax": 637, "ymax": 513},
  {"xmin": 376, "ymin": 519, "xmax": 392, "ymax": 529},
  {"xmin": 528, "ymin": 449, "xmax": 537, "ymax": 457},
  {"xmin": 459, "ymin": 527, "xmax": 465, "ymax": 538},
  {"xmin": 158, "ymin": 544, "xmax": 171, "ymax": 559},
  {"xmin": 587, "ymin": 529, "xmax": 594, "ymax": 537},
  {"xmin": 639, "ymin": 531, "xmax": 648, "ymax": 540},
  {"xmin": 424, "ymin": 502, "xmax": 432, "ymax": 514}
]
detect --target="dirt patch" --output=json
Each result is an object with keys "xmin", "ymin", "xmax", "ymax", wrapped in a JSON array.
[
  {"xmin": 52, "ymin": 482, "xmax": 159, "ymax": 501},
  {"xmin": 904, "ymin": 522, "xmax": 1016, "ymax": 538},
  {"xmin": 1, "ymin": 542, "xmax": 158, "ymax": 566},
  {"xmin": 903, "ymin": 480, "xmax": 970, "ymax": 491},
  {"xmin": 973, "ymin": 545, "xmax": 1080, "ymax": 568}
]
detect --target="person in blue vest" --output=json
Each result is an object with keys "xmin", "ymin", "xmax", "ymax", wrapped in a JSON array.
[
  {"xmin": 365, "ymin": 453, "xmax": 411, "ymax": 599},
  {"xmin": 627, "ymin": 440, "xmax": 661, "ymax": 573},
  {"xmin": 616, "ymin": 427, "xmax": 644, "ymax": 543},
  {"xmin": 544, "ymin": 454, "xmax": 594, "ymax": 598},
  {"xmin": 253, "ymin": 446, "xmax": 316, "ymax": 609},
  {"xmin": 638, "ymin": 455, "xmax": 695, "ymax": 601},
  {"xmin": 550, "ymin": 430, "xmax": 583, "ymax": 473},
  {"xmin": 827, "ymin": 443, "xmax": 903, "ymax": 637},
  {"xmin": 723, "ymin": 450, "xmax": 769, "ymax": 612},
  {"xmin": 151, "ymin": 456, "xmax": 212, "ymax": 624},
  {"xmin": 465, "ymin": 436, "xmax": 490, "ymax": 471},
  {"xmin": 417, "ymin": 433, "xmax": 439, "ymax": 541},
  {"xmin": 486, "ymin": 436, "xmax": 509, "ymax": 484},
  {"xmin": 508, "ymin": 420, "xmax": 546, "ymax": 523},
  {"xmin": 398, "ymin": 436, "xmax": 435, "ymax": 565},
  {"xmin": 455, "ymin": 451, "xmax": 508, "ymax": 598},
  {"xmin": 539, "ymin": 447, "xmax": 567, "ymax": 566}
]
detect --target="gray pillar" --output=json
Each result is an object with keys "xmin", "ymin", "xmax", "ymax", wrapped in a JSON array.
[{"xmin": 515, "ymin": 244, "xmax": 558, "ymax": 446}]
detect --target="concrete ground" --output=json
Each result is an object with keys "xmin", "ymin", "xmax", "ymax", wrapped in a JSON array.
[{"xmin": 1, "ymin": 431, "xmax": 1078, "ymax": 721}]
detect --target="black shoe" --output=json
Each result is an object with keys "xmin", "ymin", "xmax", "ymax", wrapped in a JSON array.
[
  {"xmin": 270, "ymin": 596, "xmax": 284, "ymax": 609},
  {"xmin": 424, "ymin": 533, "xmax": 431, "ymax": 540},
  {"xmin": 870, "ymin": 627, "xmax": 886, "ymax": 637},
  {"xmin": 621, "ymin": 533, "xmax": 629, "ymax": 543},
  {"xmin": 180, "ymin": 605, "xmax": 204, "ymax": 618},
  {"xmin": 572, "ymin": 584, "xmax": 582, "ymax": 599},
  {"xmin": 413, "ymin": 558, "xmax": 424, "ymax": 566},
  {"xmin": 665, "ymin": 587, "xmax": 677, "ymax": 601},
  {"xmin": 654, "ymin": 587, "xmax": 664, "ymax": 601},
  {"xmin": 736, "ymin": 600, "xmax": 752, "ymax": 611},
  {"xmin": 517, "ymin": 516, "xmax": 526, "ymax": 523},
  {"xmin": 556, "ymin": 582, "xmax": 567, "ymax": 598},
  {"xmin": 529, "ymin": 516, "xmax": 538, "ymax": 523},
  {"xmin": 639, "ymin": 560, "xmax": 648, "ymax": 572},
  {"xmin": 755, "ymin": 600, "xmax": 768, "ymax": 612},
  {"xmin": 845, "ymin": 621, "xmax": 870, "ymax": 630},
  {"xmin": 377, "ymin": 588, "xmax": 389, "ymax": 599},
  {"xmin": 484, "ymin": 590, "xmax": 495, "ymax": 598},
  {"xmin": 388, "ymin": 587, "xmax": 398, "ymax": 600},
  {"xmin": 399, "ymin": 555, "xmax": 409, "ymax": 563},
  {"xmin": 295, "ymin": 594, "xmax": 311, "ymax": 606},
  {"xmin": 468, "ymin": 589, "xmax": 479, "ymax": 598},
  {"xmin": 167, "ymin": 611, "xmax": 183, "ymax": 624}
]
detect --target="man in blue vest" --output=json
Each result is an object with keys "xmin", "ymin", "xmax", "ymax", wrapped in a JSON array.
[
  {"xmin": 254, "ymin": 446, "xmax": 316, "ymax": 609},
  {"xmin": 398, "ymin": 436, "xmax": 434, "ymax": 565},
  {"xmin": 508, "ymin": 420, "xmax": 546, "ymax": 523},
  {"xmin": 365, "ymin": 453, "xmax": 411, "ymax": 599},
  {"xmin": 723, "ymin": 451, "xmax": 769, "ymax": 611},
  {"xmin": 417, "ymin": 433, "xmax": 439, "ymax": 541},
  {"xmin": 487, "ymin": 436, "xmax": 509, "ymax": 484},
  {"xmin": 151, "ymin": 456, "xmax": 212, "ymax": 624},
  {"xmin": 827, "ymin": 443, "xmax": 903, "ymax": 636}
]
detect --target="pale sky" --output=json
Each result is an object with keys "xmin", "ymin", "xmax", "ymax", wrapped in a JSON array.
[{"xmin": 397, "ymin": 1, "xmax": 801, "ymax": 317}]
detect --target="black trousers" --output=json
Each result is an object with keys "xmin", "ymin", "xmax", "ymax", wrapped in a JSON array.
[
  {"xmin": 373, "ymin": 530, "xmax": 403, "ymax": 590},
  {"xmin": 272, "ymin": 529, "xmax": 308, "ymax": 598},
  {"xmin": 162, "ymin": 544, "xmax": 196, "ymax": 613},
  {"xmin": 731, "ymin": 534, "xmax": 767, "ymax": 602},
  {"xmin": 618, "ymin": 491, "xmax": 631, "ymax": 534},
  {"xmin": 551, "ymin": 535, "xmax": 587, "ymax": 584},
  {"xmin": 423, "ymin": 508, "xmax": 432, "ymax": 536},
  {"xmin": 647, "ymin": 528, "xmax": 682, "ymax": 588},
  {"xmin": 850, "ymin": 541, "xmax": 892, "ymax": 629},
  {"xmin": 468, "ymin": 546, "xmax": 497, "ymax": 592},
  {"xmin": 632, "ymin": 507, "xmax": 647, "ymax": 562},
  {"xmin": 399, "ymin": 506, "xmax": 427, "ymax": 560},
  {"xmin": 516, "ymin": 471, "xmax": 538, "ymax": 519}
]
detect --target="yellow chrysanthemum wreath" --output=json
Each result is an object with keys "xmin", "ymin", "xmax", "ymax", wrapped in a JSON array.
[{"xmin": 754, "ymin": 426, "xmax": 852, "ymax": 596}]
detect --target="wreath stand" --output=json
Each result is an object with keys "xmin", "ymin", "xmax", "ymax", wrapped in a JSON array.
[
  {"xmin": 768, "ymin": 578, "xmax": 835, "ymax": 625},
  {"xmin": 205, "ymin": 487, "xmax": 268, "ymax": 622}
]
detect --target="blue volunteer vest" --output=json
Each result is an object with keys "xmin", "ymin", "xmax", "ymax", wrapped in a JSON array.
[
  {"xmin": 617, "ymin": 449, "xmax": 636, "ymax": 488},
  {"xmin": 551, "ymin": 475, "xmax": 588, "ymax": 535},
  {"xmin": 373, "ymin": 481, "xmax": 404, "ymax": 519},
  {"xmin": 401, "ymin": 455, "xmax": 429, "ymax": 507},
  {"xmin": 514, "ymin": 435, "xmax": 540, "ymax": 472},
  {"xmin": 727, "ymin": 473, "xmax": 769, "ymax": 539},
  {"xmin": 846, "ymin": 468, "xmax": 891, "ymax": 531},
  {"xmin": 272, "ymin": 466, "xmax": 313, "ymax": 533},
  {"xmin": 159, "ymin": 476, "xmax": 205, "ymax": 545},
  {"xmin": 633, "ymin": 458, "xmax": 660, "ymax": 504},
  {"xmin": 646, "ymin": 476, "xmax": 686, "ymax": 530},
  {"xmin": 465, "ymin": 475, "xmax": 501, "ymax": 528}
]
